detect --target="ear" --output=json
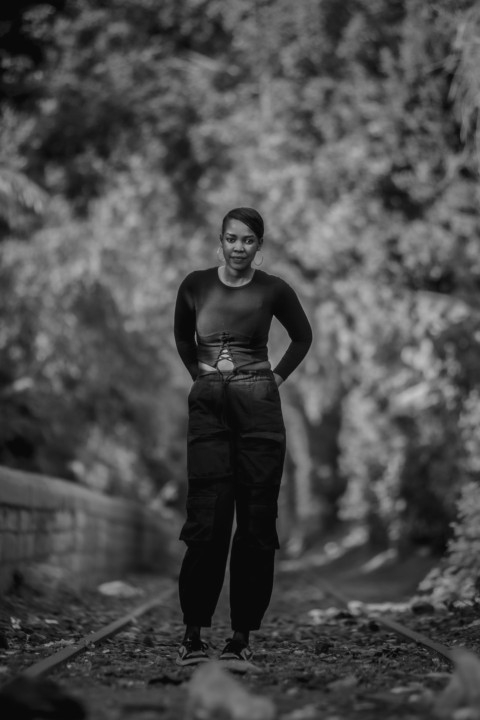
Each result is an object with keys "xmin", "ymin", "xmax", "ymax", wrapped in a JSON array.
[{"xmin": 257, "ymin": 237, "xmax": 264, "ymax": 249}]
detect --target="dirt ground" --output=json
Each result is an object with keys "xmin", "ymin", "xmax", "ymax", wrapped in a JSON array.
[{"xmin": 1, "ymin": 540, "xmax": 480, "ymax": 720}]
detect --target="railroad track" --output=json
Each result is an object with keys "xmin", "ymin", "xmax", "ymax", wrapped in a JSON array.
[
  {"xmin": 316, "ymin": 579, "xmax": 455, "ymax": 664},
  {"xmin": 0, "ymin": 574, "xmax": 474, "ymax": 720},
  {"xmin": 21, "ymin": 594, "xmax": 172, "ymax": 680},
  {"xmin": 7, "ymin": 578, "xmax": 459, "ymax": 683}
]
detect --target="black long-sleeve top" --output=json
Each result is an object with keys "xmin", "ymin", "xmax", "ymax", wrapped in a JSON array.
[{"xmin": 174, "ymin": 267, "xmax": 312, "ymax": 381}]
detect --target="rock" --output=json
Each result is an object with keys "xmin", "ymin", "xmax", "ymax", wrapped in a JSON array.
[
  {"xmin": 28, "ymin": 632, "xmax": 48, "ymax": 644},
  {"xmin": 283, "ymin": 705, "xmax": 318, "ymax": 720},
  {"xmin": 314, "ymin": 639, "xmax": 334, "ymax": 655},
  {"xmin": 434, "ymin": 648, "xmax": 480, "ymax": 719},
  {"xmin": 97, "ymin": 580, "xmax": 143, "ymax": 598},
  {"xmin": 0, "ymin": 675, "xmax": 85, "ymax": 720},
  {"xmin": 327, "ymin": 674, "xmax": 358, "ymax": 692},
  {"xmin": 186, "ymin": 661, "xmax": 275, "ymax": 720},
  {"xmin": 410, "ymin": 600, "xmax": 435, "ymax": 615}
]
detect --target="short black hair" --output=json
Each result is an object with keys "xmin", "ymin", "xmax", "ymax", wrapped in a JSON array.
[{"xmin": 221, "ymin": 207, "xmax": 264, "ymax": 240}]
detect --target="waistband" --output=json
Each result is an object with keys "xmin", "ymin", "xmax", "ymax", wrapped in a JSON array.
[{"xmin": 197, "ymin": 368, "xmax": 275, "ymax": 381}]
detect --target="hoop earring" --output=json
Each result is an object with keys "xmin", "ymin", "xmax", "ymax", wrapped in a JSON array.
[
  {"xmin": 216, "ymin": 246, "xmax": 224, "ymax": 263},
  {"xmin": 253, "ymin": 251, "xmax": 264, "ymax": 267}
]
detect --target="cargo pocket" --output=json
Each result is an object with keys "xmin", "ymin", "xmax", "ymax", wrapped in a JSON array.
[{"xmin": 179, "ymin": 496, "xmax": 216, "ymax": 546}]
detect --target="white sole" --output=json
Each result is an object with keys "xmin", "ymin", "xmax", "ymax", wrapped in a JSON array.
[{"xmin": 175, "ymin": 656, "xmax": 210, "ymax": 666}]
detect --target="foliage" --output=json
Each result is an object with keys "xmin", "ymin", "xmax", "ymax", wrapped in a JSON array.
[
  {"xmin": 419, "ymin": 480, "xmax": 480, "ymax": 603},
  {"xmin": 0, "ymin": 213, "xmax": 185, "ymax": 497},
  {"xmin": 1, "ymin": 0, "xmax": 480, "ymax": 596}
]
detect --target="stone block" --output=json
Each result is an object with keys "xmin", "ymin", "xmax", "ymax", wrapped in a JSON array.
[
  {"xmin": 2, "ymin": 532, "xmax": 20, "ymax": 562},
  {"xmin": 34, "ymin": 511, "xmax": 51, "ymax": 533},
  {"xmin": 0, "ymin": 564, "xmax": 14, "ymax": 593},
  {"xmin": 19, "ymin": 510, "xmax": 32, "ymax": 533},
  {"xmin": 1, "ymin": 508, "xmax": 19, "ymax": 532},
  {"xmin": 52, "ymin": 531, "xmax": 74, "ymax": 554},
  {"xmin": 55, "ymin": 510, "xmax": 74, "ymax": 531},
  {"xmin": 0, "ymin": 465, "xmax": 174, "ymax": 593},
  {"xmin": 32, "ymin": 532, "xmax": 51, "ymax": 558},
  {"xmin": 21, "ymin": 533, "xmax": 36, "ymax": 559}
]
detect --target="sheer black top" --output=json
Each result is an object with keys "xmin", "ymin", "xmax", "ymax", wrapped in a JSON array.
[{"xmin": 174, "ymin": 268, "xmax": 312, "ymax": 380}]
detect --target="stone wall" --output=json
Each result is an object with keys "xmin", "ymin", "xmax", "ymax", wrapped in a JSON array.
[{"xmin": 0, "ymin": 465, "xmax": 178, "ymax": 594}]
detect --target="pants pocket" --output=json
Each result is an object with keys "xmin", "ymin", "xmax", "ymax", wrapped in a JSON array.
[{"xmin": 179, "ymin": 496, "xmax": 216, "ymax": 546}]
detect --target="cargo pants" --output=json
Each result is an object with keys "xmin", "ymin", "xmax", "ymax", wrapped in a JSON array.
[{"xmin": 178, "ymin": 369, "xmax": 286, "ymax": 631}]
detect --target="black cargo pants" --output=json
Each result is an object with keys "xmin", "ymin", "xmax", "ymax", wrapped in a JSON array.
[{"xmin": 178, "ymin": 369, "xmax": 286, "ymax": 631}]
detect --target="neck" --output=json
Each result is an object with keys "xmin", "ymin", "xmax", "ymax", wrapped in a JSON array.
[{"xmin": 219, "ymin": 265, "xmax": 254, "ymax": 286}]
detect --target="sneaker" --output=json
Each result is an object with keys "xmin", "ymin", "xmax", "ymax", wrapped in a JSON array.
[
  {"xmin": 220, "ymin": 638, "xmax": 254, "ymax": 662},
  {"xmin": 176, "ymin": 638, "xmax": 209, "ymax": 666}
]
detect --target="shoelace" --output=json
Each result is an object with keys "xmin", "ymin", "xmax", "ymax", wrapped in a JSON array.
[
  {"xmin": 223, "ymin": 638, "xmax": 249, "ymax": 654},
  {"xmin": 185, "ymin": 638, "xmax": 208, "ymax": 652},
  {"xmin": 216, "ymin": 331, "xmax": 234, "ymax": 366}
]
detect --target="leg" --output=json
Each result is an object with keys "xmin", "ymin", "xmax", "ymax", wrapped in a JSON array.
[
  {"xmin": 230, "ymin": 436, "xmax": 285, "ymax": 630},
  {"xmin": 228, "ymin": 373, "xmax": 286, "ymax": 631},
  {"xmin": 179, "ymin": 468, "xmax": 234, "ymax": 626},
  {"xmin": 178, "ymin": 375, "xmax": 235, "ymax": 628}
]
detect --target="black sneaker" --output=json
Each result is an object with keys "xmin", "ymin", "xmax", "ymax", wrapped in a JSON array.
[
  {"xmin": 175, "ymin": 638, "xmax": 209, "ymax": 666},
  {"xmin": 220, "ymin": 638, "xmax": 253, "ymax": 662}
]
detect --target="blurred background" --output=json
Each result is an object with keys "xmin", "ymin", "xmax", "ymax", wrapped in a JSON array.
[{"xmin": 1, "ymin": 0, "xmax": 480, "ymax": 598}]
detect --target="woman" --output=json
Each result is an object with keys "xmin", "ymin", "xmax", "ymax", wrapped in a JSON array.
[{"xmin": 174, "ymin": 207, "xmax": 312, "ymax": 666}]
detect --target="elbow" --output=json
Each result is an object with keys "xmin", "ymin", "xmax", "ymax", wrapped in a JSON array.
[{"xmin": 299, "ymin": 328, "xmax": 313, "ymax": 348}]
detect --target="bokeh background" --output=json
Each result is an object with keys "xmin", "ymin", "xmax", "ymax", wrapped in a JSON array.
[{"xmin": 1, "ymin": 0, "xmax": 480, "ymax": 600}]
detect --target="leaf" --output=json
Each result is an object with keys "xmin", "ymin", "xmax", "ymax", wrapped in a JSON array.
[
  {"xmin": 434, "ymin": 648, "xmax": 480, "ymax": 718},
  {"xmin": 390, "ymin": 682, "xmax": 424, "ymax": 694},
  {"xmin": 186, "ymin": 661, "xmax": 275, "ymax": 720},
  {"xmin": 282, "ymin": 704, "xmax": 318, "ymax": 720},
  {"xmin": 327, "ymin": 674, "xmax": 358, "ymax": 692},
  {"xmin": 97, "ymin": 581, "xmax": 143, "ymax": 598}
]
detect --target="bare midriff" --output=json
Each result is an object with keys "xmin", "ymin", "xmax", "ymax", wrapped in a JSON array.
[{"xmin": 198, "ymin": 359, "xmax": 271, "ymax": 375}]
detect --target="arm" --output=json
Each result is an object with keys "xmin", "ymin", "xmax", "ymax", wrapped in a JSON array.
[
  {"xmin": 272, "ymin": 280, "xmax": 313, "ymax": 382},
  {"xmin": 174, "ymin": 275, "xmax": 199, "ymax": 380}
]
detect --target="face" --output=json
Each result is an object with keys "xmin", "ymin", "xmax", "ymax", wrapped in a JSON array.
[{"xmin": 220, "ymin": 219, "xmax": 263, "ymax": 272}]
